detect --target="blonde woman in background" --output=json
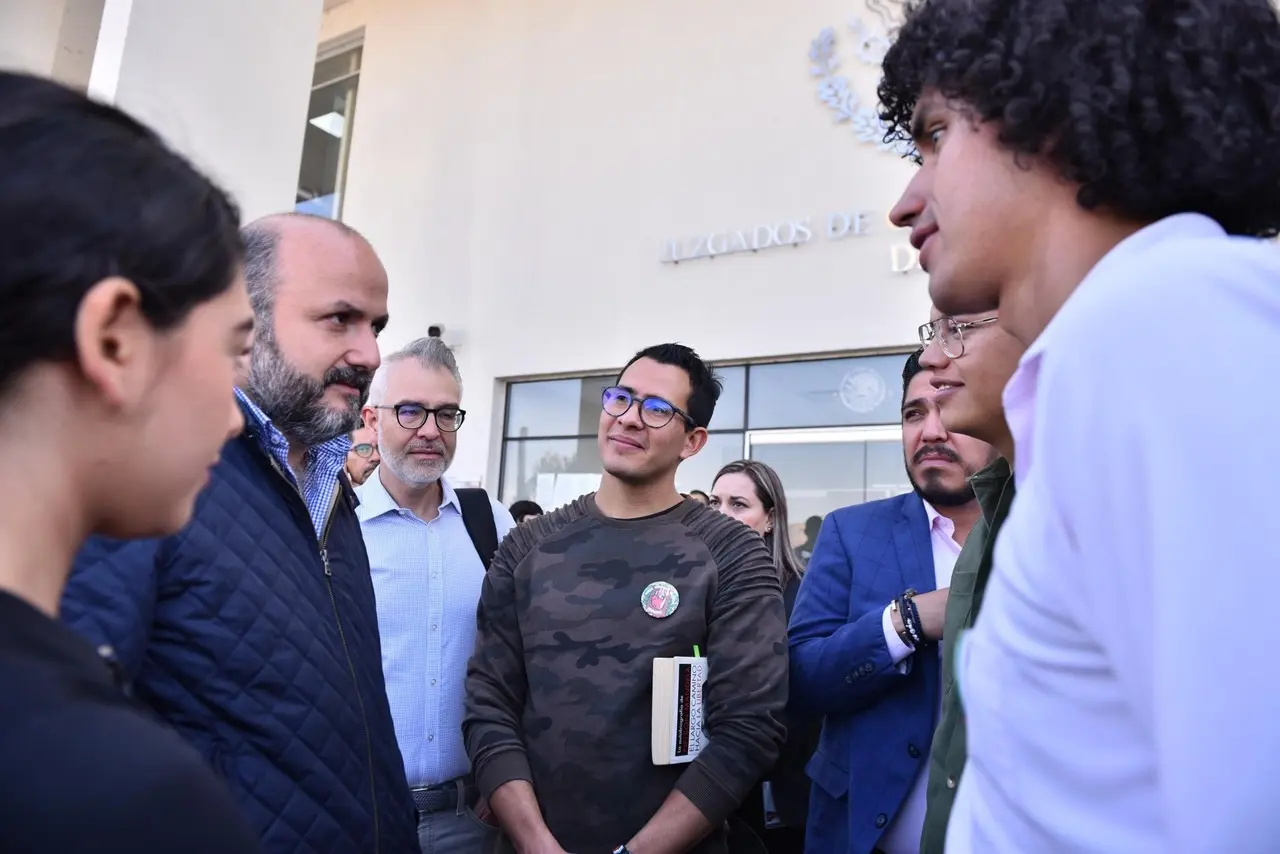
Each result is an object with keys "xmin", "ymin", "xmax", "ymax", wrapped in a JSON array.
[{"xmin": 710, "ymin": 460, "xmax": 817, "ymax": 854}]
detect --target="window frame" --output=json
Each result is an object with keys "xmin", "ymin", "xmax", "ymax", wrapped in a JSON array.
[
  {"xmin": 296, "ymin": 31, "xmax": 364, "ymax": 221},
  {"xmin": 494, "ymin": 351, "xmax": 911, "ymax": 504}
]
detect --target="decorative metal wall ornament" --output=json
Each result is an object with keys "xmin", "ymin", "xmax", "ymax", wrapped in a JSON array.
[
  {"xmin": 839, "ymin": 367, "xmax": 888, "ymax": 414},
  {"xmin": 808, "ymin": 1, "xmax": 912, "ymax": 156}
]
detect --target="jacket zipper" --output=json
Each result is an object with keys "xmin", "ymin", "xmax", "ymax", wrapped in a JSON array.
[{"xmin": 272, "ymin": 465, "xmax": 383, "ymax": 854}]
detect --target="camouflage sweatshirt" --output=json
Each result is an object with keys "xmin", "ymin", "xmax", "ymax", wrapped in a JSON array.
[{"xmin": 464, "ymin": 495, "xmax": 788, "ymax": 854}]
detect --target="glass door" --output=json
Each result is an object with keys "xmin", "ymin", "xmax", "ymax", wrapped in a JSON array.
[{"xmin": 746, "ymin": 425, "xmax": 911, "ymax": 549}]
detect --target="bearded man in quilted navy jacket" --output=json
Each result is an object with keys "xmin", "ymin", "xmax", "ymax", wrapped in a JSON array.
[{"xmin": 59, "ymin": 213, "xmax": 417, "ymax": 854}]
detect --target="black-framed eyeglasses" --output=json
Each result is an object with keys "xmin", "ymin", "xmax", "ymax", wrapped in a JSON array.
[
  {"xmin": 918, "ymin": 316, "xmax": 998, "ymax": 359},
  {"xmin": 373, "ymin": 403, "xmax": 467, "ymax": 432},
  {"xmin": 601, "ymin": 386, "xmax": 696, "ymax": 430},
  {"xmin": 350, "ymin": 442, "xmax": 376, "ymax": 458}
]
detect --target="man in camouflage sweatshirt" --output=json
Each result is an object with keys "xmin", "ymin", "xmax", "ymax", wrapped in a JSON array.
[{"xmin": 464, "ymin": 343, "xmax": 788, "ymax": 854}]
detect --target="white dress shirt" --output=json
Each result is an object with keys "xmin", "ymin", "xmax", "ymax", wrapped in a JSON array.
[
  {"xmin": 948, "ymin": 214, "xmax": 1280, "ymax": 853},
  {"xmin": 878, "ymin": 502, "xmax": 961, "ymax": 854},
  {"xmin": 357, "ymin": 471, "xmax": 516, "ymax": 788}
]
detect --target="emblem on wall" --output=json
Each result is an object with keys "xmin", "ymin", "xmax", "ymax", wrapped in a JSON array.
[
  {"xmin": 808, "ymin": 0, "xmax": 911, "ymax": 156},
  {"xmin": 839, "ymin": 367, "xmax": 888, "ymax": 414}
]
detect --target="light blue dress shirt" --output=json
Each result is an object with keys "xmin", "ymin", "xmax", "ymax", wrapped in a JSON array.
[{"xmin": 356, "ymin": 470, "xmax": 516, "ymax": 788}]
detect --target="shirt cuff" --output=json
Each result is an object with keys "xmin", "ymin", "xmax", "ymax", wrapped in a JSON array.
[
  {"xmin": 473, "ymin": 747, "xmax": 534, "ymax": 801},
  {"xmin": 675, "ymin": 760, "xmax": 739, "ymax": 829},
  {"xmin": 882, "ymin": 604, "xmax": 915, "ymax": 669}
]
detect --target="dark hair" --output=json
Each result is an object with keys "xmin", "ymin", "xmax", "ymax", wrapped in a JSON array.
[
  {"xmin": 712, "ymin": 460, "xmax": 804, "ymax": 583},
  {"xmin": 0, "ymin": 71, "xmax": 243, "ymax": 399},
  {"xmin": 878, "ymin": 0, "xmax": 1280, "ymax": 237},
  {"xmin": 902, "ymin": 347, "xmax": 925, "ymax": 403},
  {"xmin": 618, "ymin": 343, "xmax": 722, "ymax": 429},
  {"xmin": 509, "ymin": 499, "xmax": 543, "ymax": 520},
  {"xmin": 688, "ymin": 489, "xmax": 709, "ymax": 501}
]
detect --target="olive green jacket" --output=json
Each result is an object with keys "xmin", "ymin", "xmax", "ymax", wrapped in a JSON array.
[{"xmin": 920, "ymin": 457, "xmax": 1015, "ymax": 854}]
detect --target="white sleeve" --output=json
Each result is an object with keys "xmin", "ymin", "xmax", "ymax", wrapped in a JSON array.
[
  {"xmin": 1041, "ymin": 244, "xmax": 1280, "ymax": 853},
  {"xmin": 881, "ymin": 604, "xmax": 915, "ymax": 669}
]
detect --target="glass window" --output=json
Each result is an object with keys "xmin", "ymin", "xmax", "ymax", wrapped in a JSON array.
[
  {"xmin": 708, "ymin": 366, "xmax": 745, "ymax": 431},
  {"xmin": 505, "ymin": 376, "xmax": 613, "ymax": 439},
  {"xmin": 500, "ymin": 433, "xmax": 749, "ymax": 510},
  {"xmin": 747, "ymin": 354, "xmax": 910, "ymax": 430},
  {"xmin": 748, "ymin": 432, "xmax": 910, "ymax": 519},
  {"xmin": 676, "ymin": 433, "xmax": 747, "ymax": 496},
  {"xmin": 751, "ymin": 440, "xmax": 868, "ymax": 521},
  {"xmin": 499, "ymin": 437, "xmax": 603, "ymax": 509},
  {"xmin": 865, "ymin": 438, "xmax": 914, "ymax": 503},
  {"xmin": 497, "ymin": 356, "xmax": 914, "ymax": 517},
  {"xmin": 505, "ymin": 365, "xmax": 746, "ymax": 439},
  {"xmin": 296, "ymin": 45, "xmax": 361, "ymax": 220},
  {"xmin": 312, "ymin": 45, "xmax": 361, "ymax": 87}
]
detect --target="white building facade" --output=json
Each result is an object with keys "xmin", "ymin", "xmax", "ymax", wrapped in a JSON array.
[{"xmin": 2, "ymin": 0, "xmax": 933, "ymax": 537}]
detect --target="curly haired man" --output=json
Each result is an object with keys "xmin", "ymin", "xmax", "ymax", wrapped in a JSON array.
[{"xmin": 880, "ymin": 1, "xmax": 1280, "ymax": 852}]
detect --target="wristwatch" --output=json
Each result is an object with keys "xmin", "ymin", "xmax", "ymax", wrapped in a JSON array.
[{"xmin": 612, "ymin": 847, "xmax": 634, "ymax": 854}]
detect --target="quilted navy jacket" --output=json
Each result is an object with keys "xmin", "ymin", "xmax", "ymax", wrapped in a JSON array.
[{"xmin": 60, "ymin": 426, "xmax": 417, "ymax": 854}]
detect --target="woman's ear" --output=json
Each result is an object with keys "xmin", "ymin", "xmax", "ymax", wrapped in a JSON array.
[{"xmin": 74, "ymin": 276, "xmax": 153, "ymax": 410}]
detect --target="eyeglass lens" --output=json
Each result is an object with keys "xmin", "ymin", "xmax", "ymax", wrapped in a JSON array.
[
  {"xmin": 920, "ymin": 319, "xmax": 962, "ymax": 358},
  {"xmin": 394, "ymin": 403, "xmax": 465, "ymax": 432},
  {"xmin": 940, "ymin": 320, "xmax": 964, "ymax": 357},
  {"xmin": 601, "ymin": 387, "xmax": 678, "ymax": 428}
]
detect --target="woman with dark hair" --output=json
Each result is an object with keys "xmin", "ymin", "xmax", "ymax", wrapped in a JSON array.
[
  {"xmin": 710, "ymin": 460, "xmax": 818, "ymax": 854},
  {"xmin": 0, "ymin": 72, "xmax": 260, "ymax": 852}
]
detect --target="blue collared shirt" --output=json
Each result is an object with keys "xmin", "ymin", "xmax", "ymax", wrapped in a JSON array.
[
  {"xmin": 235, "ymin": 387, "xmax": 351, "ymax": 538},
  {"xmin": 356, "ymin": 470, "xmax": 516, "ymax": 788}
]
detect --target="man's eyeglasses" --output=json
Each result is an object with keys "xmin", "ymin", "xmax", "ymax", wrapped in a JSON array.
[
  {"xmin": 601, "ymin": 386, "xmax": 695, "ymax": 430},
  {"xmin": 373, "ymin": 403, "xmax": 467, "ymax": 432},
  {"xmin": 350, "ymin": 442, "xmax": 376, "ymax": 458},
  {"xmin": 918, "ymin": 316, "xmax": 998, "ymax": 359}
]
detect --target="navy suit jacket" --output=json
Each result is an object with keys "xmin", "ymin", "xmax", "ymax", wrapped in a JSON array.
[{"xmin": 788, "ymin": 492, "xmax": 938, "ymax": 854}]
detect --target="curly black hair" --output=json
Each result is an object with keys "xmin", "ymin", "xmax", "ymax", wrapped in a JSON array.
[{"xmin": 878, "ymin": 0, "xmax": 1280, "ymax": 237}]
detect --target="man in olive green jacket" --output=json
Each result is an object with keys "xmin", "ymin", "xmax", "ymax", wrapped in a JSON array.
[{"xmin": 914, "ymin": 307, "xmax": 1025, "ymax": 853}]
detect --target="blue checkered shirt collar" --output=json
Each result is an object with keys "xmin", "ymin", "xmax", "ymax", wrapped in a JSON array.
[{"xmin": 235, "ymin": 387, "xmax": 351, "ymax": 538}]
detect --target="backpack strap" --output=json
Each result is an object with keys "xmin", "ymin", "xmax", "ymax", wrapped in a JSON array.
[{"xmin": 456, "ymin": 487, "xmax": 500, "ymax": 569}]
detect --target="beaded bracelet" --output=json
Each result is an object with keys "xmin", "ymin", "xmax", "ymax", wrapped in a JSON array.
[
  {"xmin": 895, "ymin": 593, "xmax": 923, "ymax": 647},
  {"xmin": 902, "ymin": 594, "xmax": 925, "ymax": 646}
]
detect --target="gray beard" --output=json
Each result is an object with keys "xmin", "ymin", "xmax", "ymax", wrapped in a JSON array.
[
  {"xmin": 246, "ymin": 334, "xmax": 366, "ymax": 447},
  {"xmin": 379, "ymin": 433, "xmax": 453, "ymax": 488}
]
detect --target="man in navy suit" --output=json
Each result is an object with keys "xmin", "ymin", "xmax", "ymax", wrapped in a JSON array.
[{"xmin": 789, "ymin": 349, "xmax": 997, "ymax": 854}]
